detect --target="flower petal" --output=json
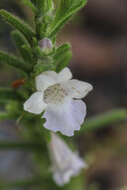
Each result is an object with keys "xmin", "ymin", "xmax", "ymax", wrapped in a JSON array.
[
  {"xmin": 35, "ymin": 71, "xmax": 58, "ymax": 91},
  {"xmin": 58, "ymin": 67, "xmax": 72, "ymax": 82},
  {"xmin": 53, "ymin": 153, "xmax": 86, "ymax": 186},
  {"xmin": 70, "ymin": 99, "xmax": 87, "ymax": 127},
  {"xmin": 49, "ymin": 133, "xmax": 86, "ymax": 186},
  {"xmin": 53, "ymin": 170, "xmax": 72, "ymax": 186},
  {"xmin": 43, "ymin": 99, "xmax": 86, "ymax": 136},
  {"xmin": 24, "ymin": 92, "xmax": 47, "ymax": 114},
  {"xmin": 62, "ymin": 79, "xmax": 93, "ymax": 99}
]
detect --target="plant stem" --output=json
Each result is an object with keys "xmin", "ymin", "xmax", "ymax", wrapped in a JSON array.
[{"xmin": 80, "ymin": 109, "xmax": 127, "ymax": 133}]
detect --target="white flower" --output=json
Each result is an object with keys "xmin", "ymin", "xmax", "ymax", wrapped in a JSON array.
[
  {"xmin": 49, "ymin": 133, "xmax": 87, "ymax": 186},
  {"xmin": 24, "ymin": 67, "xmax": 93, "ymax": 136}
]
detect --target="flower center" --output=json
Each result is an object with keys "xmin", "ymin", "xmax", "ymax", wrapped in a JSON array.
[{"xmin": 44, "ymin": 84, "xmax": 68, "ymax": 104}]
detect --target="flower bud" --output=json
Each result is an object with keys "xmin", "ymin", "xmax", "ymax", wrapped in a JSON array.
[{"xmin": 39, "ymin": 38, "xmax": 53, "ymax": 54}]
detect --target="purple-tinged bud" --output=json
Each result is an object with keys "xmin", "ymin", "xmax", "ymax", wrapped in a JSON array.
[{"xmin": 39, "ymin": 38, "xmax": 53, "ymax": 53}]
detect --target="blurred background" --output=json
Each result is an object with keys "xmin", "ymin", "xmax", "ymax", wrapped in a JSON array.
[{"xmin": 0, "ymin": 0, "xmax": 127, "ymax": 189}]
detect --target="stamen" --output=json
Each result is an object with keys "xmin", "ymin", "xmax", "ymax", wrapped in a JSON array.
[{"xmin": 44, "ymin": 84, "xmax": 67, "ymax": 104}]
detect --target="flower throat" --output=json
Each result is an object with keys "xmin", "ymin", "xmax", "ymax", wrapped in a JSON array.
[{"xmin": 44, "ymin": 84, "xmax": 67, "ymax": 104}]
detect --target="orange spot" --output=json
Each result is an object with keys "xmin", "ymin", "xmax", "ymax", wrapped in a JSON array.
[{"xmin": 12, "ymin": 79, "xmax": 25, "ymax": 89}]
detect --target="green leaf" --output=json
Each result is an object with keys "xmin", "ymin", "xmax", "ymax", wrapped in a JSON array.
[
  {"xmin": 31, "ymin": 0, "xmax": 37, "ymax": 6},
  {"xmin": 11, "ymin": 30, "xmax": 33, "ymax": 63},
  {"xmin": 54, "ymin": 43, "xmax": 72, "ymax": 71},
  {"xmin": 21, "ymin": 0, "xmax": 37, "ymax": 13},
  {"xmin": 79, "ymin": 109, "xmax": 127, "ymax": 134},
  {"xmin": 0, "ymin": 51, "xmax": 32, "ymax": 72},
  {"xmin": 0, "ymin": 88, "xmax": 22, "ymax": 101},
  {"xmin": 0, "ymin": 10, "xmax": 35, "ymax": 45},
  {"xmin": 22, "ymin": 45, "xmax": 34, "ymax": 63},
  {"xmin": 0, "ymin": 141, "xmax": 42, "ymax": 151},
  {"xmin": 0, "ymin": 99, "xmax": 9, "ymax": 105},
  {"xmin": 56, "ymin": 51, "xmax": 72, "ymax": 72},
  {"xmin": 0, "ymin": 113, "xmax": 10, "ymax": 120},
  {"xmin": 11, "ymin": 30, "xmax": 29, "ymax": 47},
  {"xmin": 54, "ymin": 43, "xmax": 71, "ymax": 59},
  {"xmin": 34, "ymin": 0, "xmax": 54, "ymax": 39},
  {"xmin": 33, "ymin": 62, "xmax": 55, "ymax": 76},
  {"xmin": 36, "ymin": 0, "xmax": 54, "ymax": 14},
  {"xmin": 48, "ymin": 0, "xmax": 87, "ymax": 37}
]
